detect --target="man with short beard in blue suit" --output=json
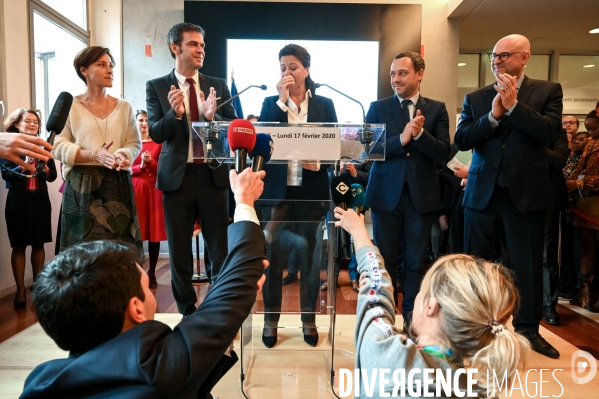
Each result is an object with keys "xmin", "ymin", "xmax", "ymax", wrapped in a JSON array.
[{"xmin": 365, "ymin": 52, "xmax": 450, "ymax": 333}]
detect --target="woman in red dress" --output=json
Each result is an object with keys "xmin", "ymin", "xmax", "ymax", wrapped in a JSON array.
[{"xmin": 131, "ymin": 110, "xmax": 166, "ymax": 288}]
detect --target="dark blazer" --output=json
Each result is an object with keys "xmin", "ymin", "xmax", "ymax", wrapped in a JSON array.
[
  {"xmin": 545, "ymin": 129, "xmax": 569, "ymax": 212},
  {"xmin": 257, "ymin": 94, "xmax": 337, "ymax": 200},
  {"xmin": 1, "ymin": 158, "xmax": 57, "ymax": 189},
  {"xmin": 438, "ymin": 145, "xmax": 464, "ymax": 212},
  {"xmin": 364, "ymin": 94, "xmax": 450, "ymax": 213},
  {"xmin": 20, "ymin": 221, "xmax": 265, "ymax": 399},
  {"xmin": 146, "ymin": 70, "xmax": 236, "ymax": 192},
  {"xmin": 454, "ymin": 76, "xmax": 563, "ymax": 213}
]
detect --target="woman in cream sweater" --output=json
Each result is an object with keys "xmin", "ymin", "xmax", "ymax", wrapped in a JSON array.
[{"xmin": 53, "ymin": 46, "xmax": 143, "ymax": 261}]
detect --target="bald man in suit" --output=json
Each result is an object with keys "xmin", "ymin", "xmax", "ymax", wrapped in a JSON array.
[{"xmin": 455, "ymin": 34, "xmax": 563, "ymax": 359}]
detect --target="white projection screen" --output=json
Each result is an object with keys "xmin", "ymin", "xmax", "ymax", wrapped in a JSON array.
[{"xmin": 227, "ymin": 39, "xmax": 379, "ymax": 123}]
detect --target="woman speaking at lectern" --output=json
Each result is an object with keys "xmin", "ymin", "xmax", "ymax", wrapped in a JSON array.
[{"xmin": 257, "ymin": 44, "xmax": 337, "ymax": 348}]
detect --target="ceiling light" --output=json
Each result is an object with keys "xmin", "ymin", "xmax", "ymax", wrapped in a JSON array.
[
  {"xmin": 589, "ymin": 28, "xmax": 599, "ymax": 34},
  {"xmin": 583, "ymin": 64, "xmax": 596, "ymax": 68},
  {"xmin": 458, "ymin": 63, "xmax": 466, "ymax": 66}
]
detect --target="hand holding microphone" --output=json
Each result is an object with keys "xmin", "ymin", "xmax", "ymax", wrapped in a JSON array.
[
  {"xmin": 36, "ymin": 91, "xmax": 73, "ymax": 176},
  {"xmin": 227, "ymin": 119, "xmax": 257, "ymax": 173}
]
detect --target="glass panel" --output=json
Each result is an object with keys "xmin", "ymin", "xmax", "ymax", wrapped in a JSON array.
[
  {"xmin": 39, "ymin": 0, "xmax": 87, "ymax": 30},
  {"xmin": 33, "ymin": 11, "xmax": 86, "ymax": 138},
  {"xmin": 559, "ymin": 55, "xmax": 599, "ymax": 114},
  {"xmin": 191, "ymin": 122, "xmax": 386, "ymax": 162},
  {"xmin": 485, "ymin": 54, "xmax": 550, "ymax": 85},
  {"xmin": 457, "ymin": 54, "xmax": 480, "ymax": 88}
]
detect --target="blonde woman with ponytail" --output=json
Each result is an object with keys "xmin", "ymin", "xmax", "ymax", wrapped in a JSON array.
[{"xmin": 334, "ymin": 206, "xmax": 530, "ymax": 398}]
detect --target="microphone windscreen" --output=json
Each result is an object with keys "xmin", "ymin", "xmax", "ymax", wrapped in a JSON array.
[
  {"xmin": 330, "ymin": 175, "xmax": 352, "ymax": 205},
  {"xmin": 46, "ymin": 92, "xmax": 73, "ymax": 134},
  {"xmin": 248, "ymin": 133, "xmax": 274, "ymax": 162},
  {"xmin": 227, "ymin": 119, "xmax": 256, "ymax": 152},
  {"xmin": 260, "ymin": 85, "xmax": 267, "ymax": 90},
  {"xmin": 348, "ymin": 183, "xmax": 366, "ymax": 209}
]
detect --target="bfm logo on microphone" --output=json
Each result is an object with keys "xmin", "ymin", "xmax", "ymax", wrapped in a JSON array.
[
  {"xmin": 233, "ymin": 127, "xmax": 254, "ymax": 134},
  {"xmin": 571, "ymin": 350, "xmax": 597, "ymax": 384},
  {"xmin": 336, "ymin": 182, "xmax": 349, "ymax": 195}
]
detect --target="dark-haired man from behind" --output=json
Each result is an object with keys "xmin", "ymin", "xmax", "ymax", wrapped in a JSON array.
[
  {"xmin": 20, "ymin": 168, "xmax": 267, "ymax": 399},
  {"xmin": 146, "ymin": 22, "xmax": 236, "ymax": 317}
]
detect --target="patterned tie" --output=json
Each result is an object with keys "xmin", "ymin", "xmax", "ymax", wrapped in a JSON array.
[
  {"xmin": 186, "ymin": 78, "xmax": 204, "ymax": 163},
  {"xmin": 401, "ymin": 99, "xmax": 412, "ymax": 124}
]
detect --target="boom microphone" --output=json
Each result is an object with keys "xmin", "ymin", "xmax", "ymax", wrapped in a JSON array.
[
  {"xmin": 249, "ymin": 133, "xmax": 274, "ymax": 172},
  {"xmin": 227, "ymin": 119, "xmax": 257, "ymax": 173},
  {"xmin": 315, "ymin": 83, "xmax": 374, "ymax": 156},
  {"xmin": 37, "ymin": 92, "xmax": 73, "ymax": 175},
  {"xmin": 213, "ymin": 84, "xmax": 267, "ymax": 119}
]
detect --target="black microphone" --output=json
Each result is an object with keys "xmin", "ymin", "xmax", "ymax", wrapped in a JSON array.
[
  {"xmin": 315, "ymin": 83, "xmax": 374, "ymax": 156},
  {"xmin": 206, "ymin": 84, "xmax": 267, "ymax": 151},
  {"xmin": 249, "ymin": 133, "xmax": 274, "ymax": 172},
  {"xmin": 331, "ymin": 174, "xmax": 353, "ymax": 261},
  {"xmin": 36, "ymin": 92, "xmax": 73, "ymax": 175}
]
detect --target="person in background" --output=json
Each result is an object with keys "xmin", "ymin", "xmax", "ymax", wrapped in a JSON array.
[
  {"xmin": 53, "ymin": 46, "xmax": 143, "ymax": 261},
  {"xmin": 20, "ymin": 167, "xmax": 267, "ymax": 399},
  {"xmin": 0, "ymin": 132, "xmax": 53, "ymax": 170},
  {"xmin": 257, "ymin": 43, "xmax": 337, "ymax": 348},
  {"xmin": 562, "ymin": 115, "xmax": 579, "ymax": 148},
  {"xmin": 559, "ymin": 131, "xmax": 590, "ymax": 301},
  {"xmin": 245, "ymin": 114, "xmax": 259, "ymax": 122},
  {"xmin": 131, "ymin": 109, "xmax": 167, "ymax": 289},
  {"xmin": 334, "ymin": 206, "xmax": 530, "ymax": 398},
  {"xmin": 1, "ymin": 108, "xmax": 57, "ymax": 309},
  {"xmin": 566, "ymin": 111, "xmax": 599, "ymax": 312}
]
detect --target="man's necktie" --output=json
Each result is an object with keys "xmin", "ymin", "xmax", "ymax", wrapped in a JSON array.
[
  {"xmin": 186, "ymin": 78, "xmax": 204, "ymax": 163},
  {"xmin": 401, "ymin": 99, "xmax": 412, "ymax": 124}
]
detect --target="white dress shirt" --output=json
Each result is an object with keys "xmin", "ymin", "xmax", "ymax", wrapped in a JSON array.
[{"xmin": 174, "ymin": 70, "xmax": 203, "ymax": 163}]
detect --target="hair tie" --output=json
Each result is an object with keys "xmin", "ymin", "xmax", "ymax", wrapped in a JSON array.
[{"xmin": 487, "ymin": 320, "xmax": 504, "ymax": 335}]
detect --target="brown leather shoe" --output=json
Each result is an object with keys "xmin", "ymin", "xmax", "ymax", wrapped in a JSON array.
[{"xmin": 579, "ymin": 281, "xmax": 597, "ymax": 309}]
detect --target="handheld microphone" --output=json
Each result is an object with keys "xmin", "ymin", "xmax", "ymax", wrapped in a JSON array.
[
  {"xmin": 331, "ymin": 174, "xmax": 353, "ymax": 261},
  {"xmin": 315, "ymin": 83, "xmax": 374, "ymax": 156},
  {"xmin": 37, "ymin": 92, "xmax": 73, "ymax": 175},
  {"xmin": 348, "ymin": 183, "xmax": 366, "ymax": 215},
  {"xmin": 227, "ymin": 119, "xmax": 257, "ymax": 173},
  {"xmin": 249, "ymin": 133, "xmax": 274, "ymax": 172}
]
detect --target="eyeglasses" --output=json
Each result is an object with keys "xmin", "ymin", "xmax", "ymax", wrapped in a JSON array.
[
  {"xmin": 562, "ymin": 121, "xmax": 578, "ymax": 125},
  {"xmin": 487, "ymin": 52, "xmax": 525, "ymax": 62}
]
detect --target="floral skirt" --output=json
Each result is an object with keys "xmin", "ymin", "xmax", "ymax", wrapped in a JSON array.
[{"xmin": 60, "ymin": 165, "xmax": 145, "ymax": 263}]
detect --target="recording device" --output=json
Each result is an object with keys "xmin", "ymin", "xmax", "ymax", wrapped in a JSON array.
[
  {"xmin": 315, "ymin": 82, "xmax": 374, "ymax": 156},
  {"xmin": 348, "ymin": 183, "xmax": 365, "ymax": 215},
  {"xmin": 227, "ymin": 119, "xmax": 256, "ymax": 173},
  {"xmin": 206, "ymin": 84, "xmax": 267, "ymax": 152},
  {"xmin": 331, "ymin": 174, "xmax": 353, "ymax": 261},
  {"xmin": 347, "ymin": 183, "xmax": 365, "ymax": 254},
  {"xmin": 249, "ymin": 133, "xmax": 274, "ymax": 172},
  {"xmin": 36, "ymin": 92, "xmax": 73, "ymax": 175}
]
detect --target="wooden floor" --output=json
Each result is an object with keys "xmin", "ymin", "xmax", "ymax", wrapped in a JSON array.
[{"xmin": 0, "ymin": 259, "xmax": 598, "ymax": 398}]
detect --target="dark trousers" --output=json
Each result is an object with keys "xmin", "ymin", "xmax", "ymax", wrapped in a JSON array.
[
  {"xmin": 464, "ymin": 185, "xmax": 545, "ymax": 333},
  {"xmin": 449, "ymin": 191, "xmax": 465, "ymax": 253},
  {"xmin": 371, "ymin": 186, "xmax": 435, "ymax": 321},
  {"xmin": 543, "ymin": 210, "xmax": 561, "ymax": 306},
  {"xmin": 559, "ymin": 211, "xmax": 582, "ymax": 290},
  {"xmin": 163, "ymin": 164, "xmax": 228, "ymax": 315},
  {"xmin": 260, "ymin": 194, "xmax": 326, "ymax": 328}
]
